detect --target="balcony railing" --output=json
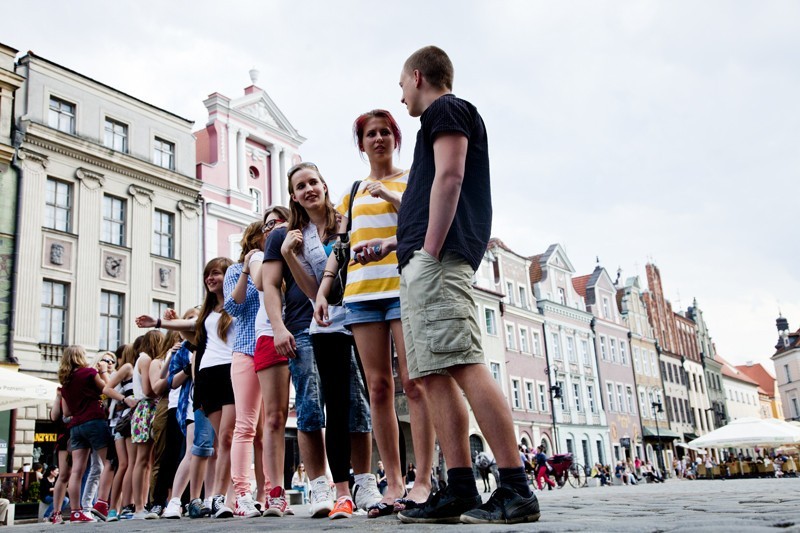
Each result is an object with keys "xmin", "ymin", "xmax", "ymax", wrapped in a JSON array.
[{"xmin": 39, "ymin": 343, "xmax": 65, "ymax": 362}]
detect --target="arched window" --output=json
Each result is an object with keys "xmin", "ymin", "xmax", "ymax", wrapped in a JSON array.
[{"xmin": 469, "ymin": 434, "xmax": 484, "ymax": 459}]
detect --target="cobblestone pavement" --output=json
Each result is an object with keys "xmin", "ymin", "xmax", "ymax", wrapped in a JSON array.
[{"xmin": 13, "ymin": 478, "xmax": 800, "ymax": 532}]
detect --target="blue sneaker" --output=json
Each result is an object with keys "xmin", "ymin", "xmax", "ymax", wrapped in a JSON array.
[
  {"xmin": 107, "ymin": 509, "xmax": 119, "ymax": 522},
  {"xmin": 119, "ymin": 505, "xmax": 135, "ymax": 520}
]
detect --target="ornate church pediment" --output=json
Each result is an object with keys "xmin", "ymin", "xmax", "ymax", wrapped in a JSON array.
[{"xmin": 239, "ymin": 100, "xmax": 279, "ymax": 128}]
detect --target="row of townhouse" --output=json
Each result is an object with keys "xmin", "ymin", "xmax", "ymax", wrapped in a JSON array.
[{"xmin": 467, "ymin": 239, "xmax": 781, "ymax": 472}]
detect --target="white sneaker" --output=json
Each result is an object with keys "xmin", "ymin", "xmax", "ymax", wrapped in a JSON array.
[
  {"xmin": 309, "ymin": 476, "xmax": 333, "ymax": 518},
  {"xmin": 163, "ymin": 497, "xmax": 182, "ymax": 519},
  {"xmin": 234, "ymin": 493, "xmax": 261, "ymax": 518},
  {"xmin": 352, "ymin": 473, "xmax": 382, "ymax": 510}
]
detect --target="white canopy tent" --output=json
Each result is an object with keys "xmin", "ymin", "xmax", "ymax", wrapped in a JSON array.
[
  {"xmin": 0, "ymin": 366, "xmax": 59, "ymax": 411},
  {"xmin": 688, "ymin": 417, "xmax": 800, "ymax": 449}
]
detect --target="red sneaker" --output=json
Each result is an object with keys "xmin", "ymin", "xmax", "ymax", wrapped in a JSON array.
[
  {"xmin": 92, "ymin": 499, "xmax": 109, "ymax": 521},
  {"xmin": 50, "ymin": 511, "xmax": 63, "ymax": 524},
  {"xmin": 70, "ymin": 510, "xmax": 97, "ymax": 523}
]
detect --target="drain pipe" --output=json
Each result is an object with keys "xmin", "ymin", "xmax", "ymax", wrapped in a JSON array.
[{"xmin": 6, "ymin": 129, "xmax": 24, "ymax": 364}]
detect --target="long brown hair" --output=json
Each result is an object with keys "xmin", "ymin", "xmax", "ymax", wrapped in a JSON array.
[
  {"xmin": 238, "ymin": 221, "xmax": 265, "ymax": 263},
  {"xmin": 196, "ymin": 257, "xmax": 234, "ymax": 350},
  {"xmin": 138, "ymin": 330, "xmax": 164, "ymax": 359},
  {"xmin": 117, "ymin": 343, "xmax": 137, "ymax": 368},
  {"xmin": 58, "ymin": 345, "xmax": 89, "ymax": 385},
  {"xmin": 286, "ymin": 162, "xmax": 337, "ymax": 237},
  {"xmin": 158, "ymin": 330, "xmax": 181, "ymax": 360}
]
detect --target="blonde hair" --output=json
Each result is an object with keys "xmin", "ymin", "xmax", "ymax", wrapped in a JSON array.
[{"xmin": 58, "ymin": 345, "xmax": 89, "ymax": 385}]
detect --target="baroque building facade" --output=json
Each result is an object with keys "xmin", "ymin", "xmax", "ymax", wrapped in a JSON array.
[
  {"xmin": 10, "ymin": 52, "xmax": 202, "ymax": 467},
  {"xmin": 771, "ymin": 315, "xmax": 800, "ymax": 421},
  {"xmin": 195, "ymin": 70, "xmax": 305, "ymax": 262}
]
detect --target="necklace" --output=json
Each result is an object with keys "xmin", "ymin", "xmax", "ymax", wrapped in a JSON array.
[{"xmin": 369, "ymin": 169, "xmax": 405, "ymax": 181}]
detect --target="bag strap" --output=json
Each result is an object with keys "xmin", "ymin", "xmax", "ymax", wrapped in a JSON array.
[{"xmin": 341, "ymin": 180, "xmax": 362, "ymax": 241}]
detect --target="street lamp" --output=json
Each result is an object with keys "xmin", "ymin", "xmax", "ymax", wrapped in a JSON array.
[
  {"xmin": 545, "ymin": 363, "xmax": 561, "ymax": 454},
  {"xmin": 651, "ymin": 401, "xmax": 665, "ymax": 472}
]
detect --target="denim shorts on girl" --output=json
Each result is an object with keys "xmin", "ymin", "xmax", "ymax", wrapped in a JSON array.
[
  {"xmin": 343, "ymin": 297, "xmax": 401, "ymax": 327},
  {"xmin": 69, "ymin": 418, "xmax": 111, "ymax": 451}
]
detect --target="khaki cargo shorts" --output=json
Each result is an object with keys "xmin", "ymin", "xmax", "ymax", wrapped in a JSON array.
[{"xmin": 399, "ymin": 249, "xmax": 484, "ymax": 379}]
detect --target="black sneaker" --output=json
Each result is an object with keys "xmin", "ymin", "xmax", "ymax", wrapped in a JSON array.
[
  {"xmin": 460, "ymin": 486, "xmax": 541, "ymax": 524},
  {"xmin": 397, "ymin": 484, "xmax": 481, "ymax": 524},
  {"xmin": 149, "ymin": 504, "xmax": 164, "ymax": 517}
]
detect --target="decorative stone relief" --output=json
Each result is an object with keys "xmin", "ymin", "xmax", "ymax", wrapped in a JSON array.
[
  {"xmin": 75, "ymin": 168, "xmax": 105, "ymax": 189},
  {"xmin": 43, "ymin": 237, "xmax": 72, "ymax": 271},
  {"xmin": 100, "ymin": 251, "xmax": 126, "ymax": 282},
  {"xmin": 177, "ymin": 199, "xmax": 201, "ymax": 219},
  {"xmin": 240, "ymin": 101, "xmax": 278, "ymax": 128},
  {"xmin": 153, "ymin": 262, "xmax": 176, "ymax": 293},
  {"xmin": 17, "ymin": 149, "xmax": 49, "ymax": 169},
  {"xmin": 128, "ymin": 184, "xmax": 154, "ymax": 206}
]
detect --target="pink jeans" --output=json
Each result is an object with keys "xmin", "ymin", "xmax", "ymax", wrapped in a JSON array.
[{"xmin": 230, "ymin": 352, "xmax": 266, "ymax": 495}]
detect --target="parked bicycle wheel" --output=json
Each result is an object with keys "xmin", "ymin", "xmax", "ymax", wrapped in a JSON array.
[{"xmin": 568, "ymin": 463, "xmax": 588, "ymax": 488}]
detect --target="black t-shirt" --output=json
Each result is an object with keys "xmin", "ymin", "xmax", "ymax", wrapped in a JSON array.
[
  {"xmin": 40, "ymin": 476, "xmax": 55, "ymax": 502},
  {"xmin": 396, "ymin": 93, "xmax": 492, "ymax": 272},
  {"xmin": 264, "ymin": 227, "xmax": 313, "ymax": 334}
]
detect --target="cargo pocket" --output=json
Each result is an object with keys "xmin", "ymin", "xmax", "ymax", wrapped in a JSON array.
[{"xmin": 425, "ymin": 305, "xmax": 471, "ymax": 353}]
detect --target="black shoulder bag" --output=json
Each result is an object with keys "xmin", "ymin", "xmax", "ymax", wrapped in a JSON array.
[{"xmin": 327, "ymin": 180, "xmax": 362, "ymax": 306}]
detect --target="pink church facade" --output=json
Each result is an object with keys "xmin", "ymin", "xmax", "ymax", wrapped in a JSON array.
[{"xmin": 196, "ymin": 70, "xmax": 305, "ymax": 262}]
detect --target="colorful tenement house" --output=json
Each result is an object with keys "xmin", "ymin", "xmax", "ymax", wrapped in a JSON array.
[
  {"xmin": 687, "ymin": 299, "xmax": 727, "ymax": 429},
  {"xmin": 618, "ymin": 276, "xmax": 671, "ymax": 468},
  {"xmin": 528, "ymin": 244, "xmax": 609, "ymax": 465},
  {"xmin": 642, "ymin": 264, "xmax": 696, "ymax": 444},
  {"xmin": 771, "ymin": 315, "xmax": 800, "ymax": 421},
  {"xmin": 735, "ymin": 361, "xmax": 783, "ymax": 419},
  {"xmin": 574, "ymin": 265, "xmax": 640, "ymax": 463},
  {"xmin": 674, "ymin": 311, "xmax": 712, "ymax": 440},
  {"xmin": 195, "ymin": 69, "xmax": 305, "ymax": 262},
  {"xmin": 484, "ymin": 238, "xmax": 551, "ymax": 454},
  {"xmin": 718, "ymin": 356, "xmax": 761, "ymax": 423}
]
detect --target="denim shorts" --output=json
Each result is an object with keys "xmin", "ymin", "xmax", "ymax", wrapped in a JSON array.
[
  {"xmin": 349, "ymin": 351, "xmax": 371, "ymax": 433},
  {"xmin": 70, "ymin": 418, "xmax": 111, "ymax": 451},
  {"xmin": 191, "ymin": 407, "xmax": 215, "ymax": 457},
  {"xmin": 288, "ymin": 329, "xmax": 325, "ymax": 433},
  {"xmin": 344, "ymin": 297, "xmax": 401, "ymax": 327}
]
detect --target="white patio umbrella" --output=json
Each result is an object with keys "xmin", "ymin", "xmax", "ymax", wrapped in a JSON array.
[
  {"xmin": 688, "ymin": 417, "xmax": 800, "ymax": 448},
  {"xmin": 0, "ymin": 366, "xmax": 59, "ymax": 411}
]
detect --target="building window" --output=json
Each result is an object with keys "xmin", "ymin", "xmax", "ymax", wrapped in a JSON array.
[
  {"xmin": 573, "ymin": 383, "xmax": 582, "ymax": 412},
  {"xmin": 518, "ymin": 286, "xmax": 528, "ymax": 308},
  {"xmin": 567, "ymin": 336, "xmax": 576, "ymax": 363},
  {"xmin": 48, "ymin": 96, "xmax": 75, "ymax": 134},
  {"xmin": 557, "ymin": 287, "xmax": 566, "ymax": 305},
  {"xmin": 525, "ymin": 382, "xmax": 535, "ymax": 410},
  {"xmin": 152, "ymin": 209, "xmax": 174, "ymax": 258},
  {"xmin": 490, "ymin": 362, "xmax": 501, "ymax": 385},
  {"xmin": 626, "ymin": 386, "xmax": 636, "ymax": 414},
  {"xmin": 651, "ymin": 352, "xmax": 658, "ymax": 377},
  {"xmin": 102, "ymin": 195, "xmax": 126, "ymax": 246},
  {"xmin": 558, "ymin": 381, "xmax": 567, "ymax": 411},
  {"xmin": 620, "ymin": 341, "xmax": 628, "ymax": 365},
  {"xmin": 40, "ymin": 280, "xmax": 68, "ymax": 344},
  {"xmin": 551, "ymin": 332, "xmax": 562, "ymax": 360},
  {"xmin": 104, "ymin": 117, "xmax": 128, "ymax": 152},
  {"xmin": 587, "ymin": 384, "xmax": 596, "ymax": 413},
  {"xmin": 633, "ymin": 346, "xmax": 641, "ymax": 372},
  {"xmin": 538, "ymin": 383, "xmax": 547, "ymax": 412},
  {"xmin": 600, "ymin": 336, "xmax": 608, "ymax": 360},
  {"xmin": 640, "ymin": 390, "xmax": 649, "ymax": 418},
  {"xmin": 511, "ymin": 379, "xmax": 521, "ymax": 409},
  {"xmin": 617, "ymin": 384, "xmax": 625, "ymax": 413},
  {"xmin": 602, "ymin": 296, "xmax": 611, "ymax": 318},
  {"xmin": 610, "ymin": 338, "xmax": 617, "ymax": 362},
  {"xmin": 44, "ymin": 178, "xmax": 72, "ymax": 232},
  {"xmin": 667, "ymin": 363, "xmax": 674, "ymax": 383},
  {"xmin": 249, "ymin": 187, "xmax": 262, "ymax": 213},
  {"xmin": 505, "ymin": 323, "xmax": 516, "ymax": 350},
  {"xmin": 581, "ymin": 339, "xmax": 590, "ymax": 365},
  {"xmin": 791, "ymin": 398, "xmax": 799, "ymax": 418},
  {"xmin": 99, "ymin": 290, "xmax": 124, "ymax": 351},
  {"xmin": 785, "ymin": 365, "xmax": 792, "ymax": 384},
  {"xmin": 153, "ymin": 137, "xmax": 175, "ymax": 170},
  {"xmin": 606, "ymin": 382, "xmax": 615, "ymax": 411},
  {"xmin": 596, "ymin": 441, "xmax": 605, "ymax": 465},
  {"xmin": 152, "ymin": 300, "xmax": 173, "ymax": 329},
  {"xmin": 532, "ymin": 331, "xmax": 541, "ymax": 356},
  {"xmin": 505, "ymin": 281, "xmax": 514, "ymax": 305},
  {"xmin": 519, "ymin": 327, "xmax": 529, "ymax": 353},
  {"xmin": 484, "ymin": 308, "xmax": 497, "ymax": 335}
]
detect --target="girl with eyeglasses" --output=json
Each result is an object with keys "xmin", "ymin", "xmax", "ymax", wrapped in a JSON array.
[
  {"xmin": 262, "ymin": 162, "xmax": 373, "ymax": 519},
  {"xmin": 314, "ymin": 110, "xmax": 435, "ymax": 515}
]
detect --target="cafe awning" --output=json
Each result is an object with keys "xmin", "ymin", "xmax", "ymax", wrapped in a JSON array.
[
  {"xmin": 642, "ymin": 426, "xmax": 682, "ymax": 439},
  {"xmin": 0, "ymin": 366, "xmax": 59, "ymax": 411},
  {"xmin": 675, "ymin": 442, "xmax": 707, "ymax": 454}
]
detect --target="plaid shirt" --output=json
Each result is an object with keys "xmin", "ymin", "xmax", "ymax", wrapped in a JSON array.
[
  {"xmin": 167, "ymin": 341, "xmax": 192, "ymax": 435},
  {"xmin": 223, "ymin": 262, "xmax": 260, "ymax": 355}
]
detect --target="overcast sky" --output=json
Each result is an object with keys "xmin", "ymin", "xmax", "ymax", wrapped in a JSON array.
[{"xmin": 6, "ymin": 1, "xmax": 799, "ymax": 372}]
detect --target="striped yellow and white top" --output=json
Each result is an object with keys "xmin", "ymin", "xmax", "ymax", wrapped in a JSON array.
[{"xmin": 336, "ymin": 171, "xmax": 408, "ymax": 303}]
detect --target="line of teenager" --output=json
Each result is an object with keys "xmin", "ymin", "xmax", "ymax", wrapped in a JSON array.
[{"xmin": 48, "ymin": 46, "xmax": 542, "ymax": 525}]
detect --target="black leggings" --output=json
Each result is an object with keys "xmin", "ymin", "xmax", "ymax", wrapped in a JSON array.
[
  {"xmin": 312, "ymin": 333, "xmax": 356, "ymax": 484},
  {"xmin": 151, "ymin": 407, "xmax": 184, "ymax": 506}
]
